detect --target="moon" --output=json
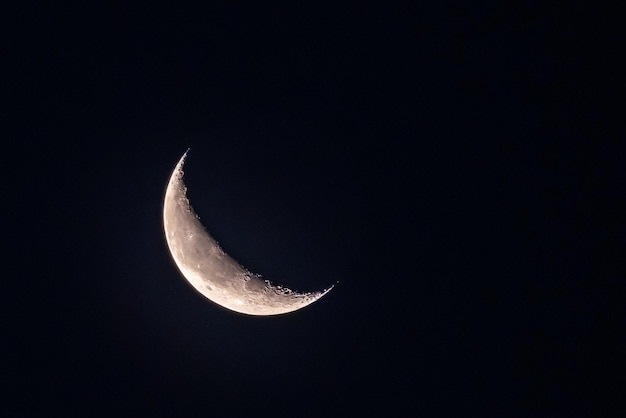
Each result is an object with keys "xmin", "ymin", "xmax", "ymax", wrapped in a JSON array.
[{"xmin": 163, "ymin": 150, "xmax": 334, "ymax": 316}]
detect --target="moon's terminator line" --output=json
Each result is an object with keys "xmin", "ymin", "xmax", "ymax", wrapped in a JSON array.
[{"xmin": 163, "ymin": 150, "xmax": 334, "ymax": 315}]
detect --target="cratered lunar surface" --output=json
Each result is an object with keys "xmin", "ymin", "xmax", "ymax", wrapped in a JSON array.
[{"xmin": 163, "ymin": 150, "xmax": 334, "ymax": 315}]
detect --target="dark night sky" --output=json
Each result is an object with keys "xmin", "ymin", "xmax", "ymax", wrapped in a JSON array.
[{"xmin": 3, "ymin": 2, "xmax": 623, "ymax": 416}]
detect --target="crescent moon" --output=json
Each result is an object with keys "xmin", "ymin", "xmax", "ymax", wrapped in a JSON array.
[{"xmin": 163, "ymin": 150, "xmax": 334, "ymax": 316}]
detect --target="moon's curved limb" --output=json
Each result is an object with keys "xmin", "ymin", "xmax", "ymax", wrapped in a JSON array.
[{"xmin": 163, "ymin": 150, "xmax": 334, "ymax": 315}]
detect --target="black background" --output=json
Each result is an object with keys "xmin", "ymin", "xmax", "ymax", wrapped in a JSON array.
[{"xmin": 3, "ymin": 2, "xmax": 623, "ymax": 416}]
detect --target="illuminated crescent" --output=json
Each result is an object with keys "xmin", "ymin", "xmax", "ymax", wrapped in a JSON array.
[{"xmin": 163, "ymin": 150, "xmax": 334, "ymax": 315}]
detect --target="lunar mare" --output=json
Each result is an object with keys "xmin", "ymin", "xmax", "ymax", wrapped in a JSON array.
[{"xmin": 163, "ymin": 150, "xmax": 334, "ymax": 315}]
